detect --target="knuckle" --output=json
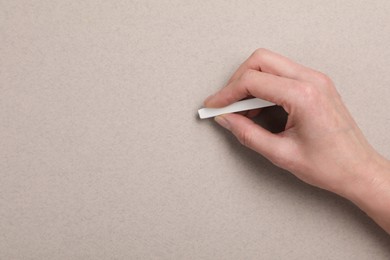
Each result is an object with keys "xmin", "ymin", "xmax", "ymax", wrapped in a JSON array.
[
  {"xmin": 237, "ymin": 69, "xmax": 258, "ymax": 96},
  {"xmin": 241, "ymin": 69, "xmax": 257, "ymax": 82},
  {"xmin": 252, "ymin": 48, "xmax": 270, "ymax": 59},
  {"xmin": 237, "ymin": 127, "xmax": 255, "ymax": 147},
  {"xmin": 310, "ymin": 71, "xmax": 339, "ymax": 95},
  {"xmin": 298, "ymin": 82, "xmax": 321, "ymax": 104},
  {"xmin": 239, "ymin": 69, "xmax": 257, "ymax": 93},
  {"xmin": 313, "ymin": 72, "xmax": 333, "ymax": 87}
]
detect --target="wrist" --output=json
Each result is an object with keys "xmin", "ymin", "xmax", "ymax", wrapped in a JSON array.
[
  {"xmin": 341, "ymin": 152, "xmax": 390, "ymax": 202},
  {"xmin": 340, "ymin": 152, "xmax": 390, "ymax": 231}
]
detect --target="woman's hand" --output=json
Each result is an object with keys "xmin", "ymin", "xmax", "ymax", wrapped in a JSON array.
[{"xmin": 204, "ymin": 48, "xmax": 390, "ymax": 233}]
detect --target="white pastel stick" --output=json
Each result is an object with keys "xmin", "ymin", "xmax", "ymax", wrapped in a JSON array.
[{"xmin": 198, "ymin": 98, "xmax": 274, "ymax": 119}]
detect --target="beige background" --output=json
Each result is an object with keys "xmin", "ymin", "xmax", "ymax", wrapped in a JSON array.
[{"xmin": 1, "ymin": 0, "xmax": 390, "ymax": 259}]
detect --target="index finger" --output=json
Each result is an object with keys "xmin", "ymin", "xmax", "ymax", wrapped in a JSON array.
[
  {"xmin": 226, "ymin": 48, "xmax": 317, "ymax": 85},
  {"xmin": 205, "ymin": 69, "xmax": 300, "ymax": 113}
]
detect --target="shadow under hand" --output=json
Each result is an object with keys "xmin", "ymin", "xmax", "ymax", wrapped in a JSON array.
[{"xmin": 212, "ymin": 106, "xmax": 390, "ymax": 249}]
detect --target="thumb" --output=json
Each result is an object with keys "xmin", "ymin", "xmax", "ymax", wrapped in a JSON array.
[{"xmin": 215, "ymin": 113, "xmax": 285, "ymax": 162}]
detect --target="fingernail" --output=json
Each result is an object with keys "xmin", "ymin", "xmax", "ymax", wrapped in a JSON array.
[
  {"xmin": 204, "ymin": 94, "xmax": 214, "ymax": 106},
  {"xmin": 215, "ymin": 115, "xmax": 230, "ymax": 130}
]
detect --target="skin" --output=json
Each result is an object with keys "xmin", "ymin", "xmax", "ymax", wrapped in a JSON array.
[{"xmin": 204, "ymin": 48, "xmax": 390, "ymax": 234}]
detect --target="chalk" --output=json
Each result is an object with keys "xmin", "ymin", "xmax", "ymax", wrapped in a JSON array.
[{"xmin": 198, "ymin": 98, "xmax": 274, "ymax": 119}]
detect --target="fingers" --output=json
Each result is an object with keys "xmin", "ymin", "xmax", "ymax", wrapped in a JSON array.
[
  {"xmin": 226, "ymin": 48, "xmax": 315, "ymax": 85},
  {"xmin": 205, "ymin": 69, "xmax": 300, "ymax": 113},
  {"xmin": 203, "ymin": 48, "xmax": 325, "ymax": 109},
  {"xmin": 214, "ymin": 113, "xmax": 284, "ymax": 161}
]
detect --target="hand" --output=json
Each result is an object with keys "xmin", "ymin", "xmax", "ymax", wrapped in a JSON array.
[{"xmin": 204, "ymin": 49, "xmax": 390, "ymax": 232}]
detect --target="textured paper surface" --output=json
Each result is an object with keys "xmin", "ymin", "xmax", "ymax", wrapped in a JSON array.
[{"xmin": 1, "ymin": 0, "xmax": 390, "ymax": 259}]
